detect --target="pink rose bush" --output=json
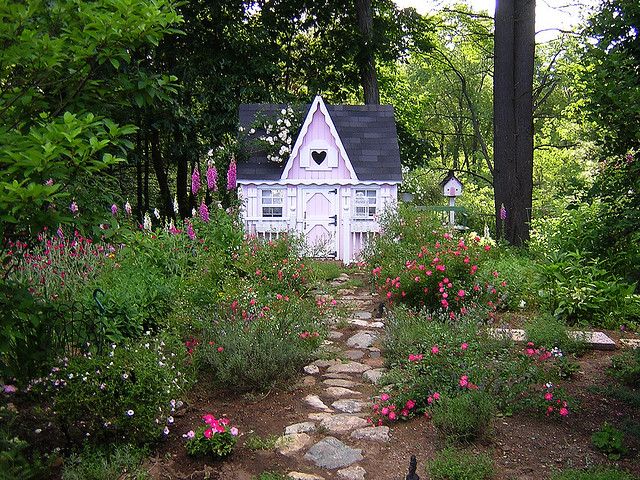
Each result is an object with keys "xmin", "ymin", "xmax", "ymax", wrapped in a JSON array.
[
  {"xmin": 184, "ymin": 413, "xmax": 239, "ymax": 458},
  {"xmin": 369, "ymin": 227, "xmax": 502, "ymax": 316}
]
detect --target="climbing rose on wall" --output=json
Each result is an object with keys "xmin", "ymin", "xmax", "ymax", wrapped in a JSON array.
[{"xmin": 227, "ymin": 161, "xmax": 237, "ymax": 190}]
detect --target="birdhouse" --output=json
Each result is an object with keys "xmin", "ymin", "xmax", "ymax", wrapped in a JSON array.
[{"xmin": 440, "ymin": 171, "xmax": 463, "ymax": 197}]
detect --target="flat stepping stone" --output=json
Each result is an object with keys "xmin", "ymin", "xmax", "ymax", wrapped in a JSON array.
[
  {"xmin": 362, "ymin": 368, "xmax": 386, "ymax": 384},
  {"xmin": 288, "ymin": 473, "xmax": 325, "ymax": 480},
  {"xmin": 305, "ymin": 394, "xmax": 333, "ymax": 411},
  {"xmin": 304, "ymin": 365, "xmax": 320, "ymax": 375},
  {"xmin": 344, "ymin": 350, "xmax": 365, "ymax": 360},
  {"xmin": 331, "ymin": 399, "xmax": 367, "ymax": 413},
  {"xmin": 349, "ymin": 319, "xmax": 384, "ymax": 329},
  {"xmin": 353, "ymin": 311, "xmax": 372, "ymax": 320},
  {"xmin": 346, "ymin": 332, "xmax": 377, "ymax": 349},
  {"xmin": 319, "ymin": 414, "xmax": 368, "ymax": 433},
  {"xmin": 323, "ymin": 378, "xmax": 362, "ymax": 388},
  {"xmin": 363, "ymin": 357, "xmax": 384, "ymax": 368},
  {"xmin": 276, "ymin": 433, "xmax": 312, "ymax": 455},
  {"xmin": 323, "ymin": 373, "xmax": 354, "ymax": 380},
  {"xmin": 488, "ymin": 328, "xmax": 616, "ymax": 350},
  {"xmin": 350, "ymin": 426, "xmax": 390, "ymax": 442},
  {"xmin": 327, "ymin": 362, "xmax": 371, "ymax": 374},
  {"xmin": 313, "ymin": 359, "xmax": 341, "ymax": 368},
  {"xmin": 304, "ymin": 437, "xmax": 363, "ymax": 469},
  {"xmin": 308, "ymin": 412, "xmax": 334, "ymax": 421},
  {"xmin": 569, "ymin": 330, "xmax": 616, "ymax": 350},
  {"xmin": 337, "ymin": 288, "xmax": 356, "ymax": 296},
  {"xmin": 620, "ymin": 338, "xmax": 640, "ymax": 349},
  {"xmin": 325, "ymin": 386, "xmax": 362, "ymax": 397},
  {"xmin": 285, "ymin": 422, "xmax": 317, "ymax": 435},
  {"xmin": 338, "ymin": 465, "xmax": 367, "ymax": 480},
  {"xmin": 329, "ymin": 331, "xmax": 344, "ymax": 339}
]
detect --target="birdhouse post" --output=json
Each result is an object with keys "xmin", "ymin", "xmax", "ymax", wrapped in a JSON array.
[{"xmin": 440, "ymin": 171, "xmax": 463, "ymax": 226}]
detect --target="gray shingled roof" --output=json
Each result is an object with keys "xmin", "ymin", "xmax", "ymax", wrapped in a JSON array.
[{"xmin": 237, "ymin": 102, "xmax": 403, "ymax": 182}]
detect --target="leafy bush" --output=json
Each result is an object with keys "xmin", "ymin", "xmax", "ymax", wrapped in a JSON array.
[
  {"xmin": 379, "ymin": 307, "xmax": 575, "ymax": 419},
  {"xmin": 536, "ymin": 251, "xmax": 640, "ymax": 330},
  {"xmin": 62, "ymin": 444, "xmax": 149, "ymax": 480},
  {"xmin": 524, "ymin": 314, "xmax": 585, "ymax": 355},
  {"xmin": 195, "ymin": 295, "xmax": 325, "ymax": 392},
  {"xmin": 365, "ymin": 207, "xmax": 502, "ymax": 315},
  {"xmin": 531, "ymin": 201, "xmax": 640, "ymax": 330},
  {"xmin": 0, "ymin": 408, "xmax": 51, "ymax": 480},
  {"xmin": 426, "ymin": 447, "xmax": 495, "ymax": 480},
  {"xmin": 431, "ymin": 391, "xmax": 495, "ymax": 443},
  {"xmin": 550, "ymin": 467, "xmax": 637, "ymax": 480},
  {"xmin": 184, "ymin": 414, "xmax": 238, "ymax": 459},
  {"xmin": 609, "ymin": 349, "xmax": 640, "ymax": 387},
  {"xmin": 33, "ymin": 333, "xmax": 191, "ymax": 446},
  {"xmin": 591, "ymin": 423, "xmax": 627, "ymax": 459},
  {"xmin": 481, "ymin": 249, "xmax": 542, "ymax": 310}
]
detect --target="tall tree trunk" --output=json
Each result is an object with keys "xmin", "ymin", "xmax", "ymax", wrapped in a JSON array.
[
  {"xmin": 136, "ymin": 130, "xmax": 143, "ymax": 221},
  {"xmin": 144, "ymin": 132, "xmax": 150, "ymax": 212},
  {"xmin": 355, "ymin": 0, "xmax": 380, "ymax": 105},
  {"xmin": 150, "ymin": 128, "xmax": 172, "ymax": 216},
  {"xmin": 493, "ymin": 0, "xmax": 535, "ymax": 245},
  {"xmin": 174, "ymin": 128, "xmax": 189, "ymax": 218}
]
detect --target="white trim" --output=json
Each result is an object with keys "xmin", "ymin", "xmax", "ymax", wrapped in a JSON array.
[
  {"xmin": 280, "ymin": 95, "xmax": 358, "ymax": 181},
  {"xmin": 238, "ymin": 179, "xmax": 400, "ymax": 186}
]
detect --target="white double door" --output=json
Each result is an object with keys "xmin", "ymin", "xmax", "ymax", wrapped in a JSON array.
[{"xmin": 299, "ymin": 187, "xmax": 339, "ymax": 258}]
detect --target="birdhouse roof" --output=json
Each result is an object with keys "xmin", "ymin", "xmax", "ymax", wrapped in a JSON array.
[
  {"xmin": 237, "ymin": 99, "xmax": 402, "ymax": 182},
  {"xmin": 439, "ymin": 170, "xmax": 463, "ymax": 188}
]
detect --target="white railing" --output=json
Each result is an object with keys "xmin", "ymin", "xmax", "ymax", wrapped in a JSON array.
[{"xmin": 245, "ymin": 217, "xmax": 289, "ymax": 242}]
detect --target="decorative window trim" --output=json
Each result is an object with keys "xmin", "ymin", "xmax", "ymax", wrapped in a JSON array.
[
  {"xmin": 259, "ymin": 188, "xmax": 286, "ymax": 218},
  {"xmin": 353, "ymin": 188, "xmax": 378, "ymax": 219}
]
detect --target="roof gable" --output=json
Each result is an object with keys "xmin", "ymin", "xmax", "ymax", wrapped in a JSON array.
[
  {"xmin": 237, "ymin": 97, "xmax": 402, "ymax": 183},
  {"xmin": 281, "ymin": 95, "xmax": 357, "ymax": 181}
]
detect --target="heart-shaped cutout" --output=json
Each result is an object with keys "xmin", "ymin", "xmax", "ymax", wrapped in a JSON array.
[{"xmin": 312, "ymin": 150, "xmax": 327, "ymax": 165}]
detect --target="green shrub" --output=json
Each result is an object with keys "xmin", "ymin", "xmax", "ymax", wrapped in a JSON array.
[
  {"xmin": 35, "ymin": 333, "xmax": 191, "ymax": 446},
  {"xmin": 431, "ymin": 391, "xmax": 495, "ymax": 443},
  {"xmin": 609, "ymin": 349, "xmax": 640, "ymax": 387},
  {"xmin": 0, "ymin": 408, "xmax": 51, "ymax": 480},
  {"xmin": 62, "ymin": 444, "xmax": 149, "ymax": 480},
  {"xmin": 426, "ymin": 447, "xmax": 495, "ymax": 480},
  {"xmin": 195, "ymin": 296, "xmax": 325, "ymax": 392},
  {"xmin": 379, "ymin": 307, "xmax": 563, "ymax": 417},
  {"xmin": 591, "ymin": 423, "xmax": 627, "ymax": 459},
  {"xmin": 524, "ymin": 314, "xmax": 585, "ymax": 355},
  {"xmin": 253, "ymin": 473, "xmax": 289, "ymax": 480},
  {"xmin": 244, "ymin": 434, "xmax": 280, "ymax": 451},
  {"xmin": 550, "ymin": 467, "xmax": 637, "ymax": 480},
  {"xmin": 481, "ymin": 249, "xmax": 542, "ymax": 310},
  {"xmin": 534, "ymin": 250, "xmax": 640, "ymax": 330}
]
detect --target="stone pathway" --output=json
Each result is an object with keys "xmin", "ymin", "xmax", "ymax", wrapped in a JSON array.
[{"xmin": 283, "ymin": 272, "xmax": 388, "ymax": 480}]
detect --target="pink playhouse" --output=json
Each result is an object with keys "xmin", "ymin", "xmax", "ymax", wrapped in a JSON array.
[{"xmin": 237, "ymin": 96, "xmax": 402, "ymax": 264}]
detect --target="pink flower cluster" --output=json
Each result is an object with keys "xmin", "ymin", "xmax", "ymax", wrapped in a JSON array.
[
  {"xmin": 459, "ymin": 375, "xmax": 479, "ymax": 390},
  {"xmin": 543, "ymin": 385, "xmax": 569, "ymax": 417},
  {"xmin": 298, "ymin": 331, "xmax": 320, "ymax": 339},
  {"xmin": 371, "ymin": 393, "xmax": 418, "ymax": 424},
  {"xmin": 524, "ymin": 342, "xmax": 552, "ymax": 361},
  {"xmin": 184, "ymin": 413, "xmax": 239, "ymax": 440}
]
